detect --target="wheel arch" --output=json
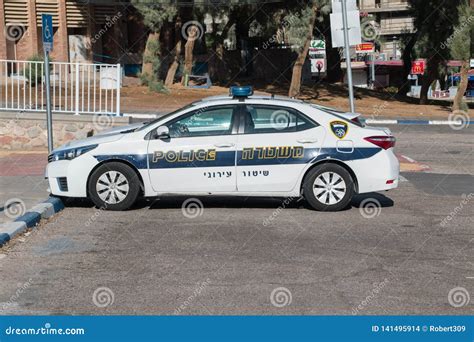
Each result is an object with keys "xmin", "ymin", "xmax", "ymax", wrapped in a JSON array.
[
  {"xmin": 87, "ymin": 159, "xmax": 145, "ymax": 195},
  {"xmin": 300, "ymin": 159, "xmax": 359, "ymax": 194}
]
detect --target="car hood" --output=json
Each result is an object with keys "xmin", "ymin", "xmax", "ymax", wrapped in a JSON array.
[
  {"xmin": 94, "ymin": 122, "xmax": 146, "ymax": 136},
  {"xmin": 53, "ymin": 132, "xmax": 126, "ymax": 152}
]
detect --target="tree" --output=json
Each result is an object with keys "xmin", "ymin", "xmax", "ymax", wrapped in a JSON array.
[
  {"xmin": 181, "ymin": 21, "xmax": 201, "ymax": 84},
  {"xmin": 448, "ymin": 1, "xmax": 473, "ymax": 111},
  {"xmin": 285, "ymin": 0, "xmax": 330, "ymax": 97},
  {"xmin": 131, "ymin": 1, "xmax": 177, "ymax": 90},
  {"xmin": 408, "ymin": 0, "xmax": 462, "ymax": 104},
  {"xmin": 165, "ymin": 17, "xmax": 183, "ymax": 87}
]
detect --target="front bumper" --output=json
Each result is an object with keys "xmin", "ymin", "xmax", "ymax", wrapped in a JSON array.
[{"xmin": 46, "ymin": 154, "xmax": 98, "ymax": 197}]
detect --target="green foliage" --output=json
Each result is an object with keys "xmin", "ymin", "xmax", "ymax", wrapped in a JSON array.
[
  {"xmin": 407, "ymin": 0, "xmax": 463, "ymax": 61},
  {"xmin": 139, "ymin": 72, "xmax": 169, "ymax": 93},
  {"xmin": 23, "ymin": 54, "xmax": 49, "ymax": 86},
  {"xmin": 131, "ymin": 1, "xmax": 177, "ymax": 33},
  {"xmin": 143, "ymin": 37, "xmax": 161, "ymax": 74},
  {"xmin": 448, "ymin": 2, "xmax": 474, "ymax": 61},
  {"xmin": 384, "ymin": 86, "xmax": 399, "ymax": 94},
  {"xmin": 140, "ymin": 36, "xmax": 168, "ymax": 92},
  {"xmin": 284, "ymin": 0, "xmax": 330, "ymax": 52}
]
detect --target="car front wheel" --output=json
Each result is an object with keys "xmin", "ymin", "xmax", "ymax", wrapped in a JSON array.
[
  {"xmin": 88, "ymin": 162, "xmax": 140, "ymax": 210},
  {"xmin": 303, "ymin": 163, "xmax": 355, "ymax": 211}
]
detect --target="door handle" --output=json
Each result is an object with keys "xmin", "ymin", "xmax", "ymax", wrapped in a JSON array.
[
  {"xmin": 297, "ymin": 139, "xmax": 318, "ymax": 144},
  {"xmin": 214, "ymin": 143, "xmax": 235, "ymax": 148}
]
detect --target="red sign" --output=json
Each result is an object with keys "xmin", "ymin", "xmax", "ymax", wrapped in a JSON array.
[
  {"xmin": 411, "ymin": 60, "xmax": 425, "ymax": 75},
  {"xmin": 355, "ymin": 43, "xmax": 374, "ymax": 53}
]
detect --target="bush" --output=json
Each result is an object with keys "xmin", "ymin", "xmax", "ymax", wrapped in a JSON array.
[
  {"xmin": 22, "ymin": 54, "xmax": 53, "ymax": 87},
  {"xmin": 139, "ymin": 73, "xmax": 169, "ymax": 93},
  {"xmin": 384, "ymin": 86, "xmax": 399, "ymax": 94}
]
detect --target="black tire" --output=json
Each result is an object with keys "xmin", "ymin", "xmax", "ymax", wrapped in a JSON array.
[
  {"xmin": 303, "ymin": 163, "xmax": 355, "ymax": 211},
  {"xmin": 88, "ymin": 162, "xmax": 141, "ymax": 211}
]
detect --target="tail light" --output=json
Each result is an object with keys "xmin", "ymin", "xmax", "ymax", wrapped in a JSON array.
[{"xmin": 364, "ymin": 135, "xmax": 396, "ymax": 150}]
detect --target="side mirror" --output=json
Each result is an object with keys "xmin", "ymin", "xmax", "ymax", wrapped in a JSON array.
[{"xmin": 155, "ymin": 125, "xmax": 170, "ymax": 140}]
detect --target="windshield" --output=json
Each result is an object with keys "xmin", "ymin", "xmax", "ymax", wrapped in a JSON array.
[{"xmin": 138, "ymin": 104, "xmax": 195, "ymax": 131}]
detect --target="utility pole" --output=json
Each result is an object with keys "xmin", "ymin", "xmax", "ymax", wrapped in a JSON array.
[
  {"xmin": 371, "ymin": 52, "xmax": 376, "ymax": 89},
  {"xmin": 341, "ymin": 0, "xmax": 356, "ymax": 113},
  {"xmin": 42, "ymin": 14, "xmax": 54, "ymax": 153}
]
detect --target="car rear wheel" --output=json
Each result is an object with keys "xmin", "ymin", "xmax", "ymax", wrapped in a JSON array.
[
  {"xmin": 303, "ymin": 164, "xmax": 355, "ymax": 211},
  {"xmin": 88, "ymin": 162, "xmax": 140, "ymax": 210}
]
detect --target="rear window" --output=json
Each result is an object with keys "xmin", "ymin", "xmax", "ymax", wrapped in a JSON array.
[
  {"xmin": 311, "ymin": 104, "xmax": 364, "ymax": 127},
  {"xmin": 244, "ymin": 105, "xmax": 318, "ymax": 134}
]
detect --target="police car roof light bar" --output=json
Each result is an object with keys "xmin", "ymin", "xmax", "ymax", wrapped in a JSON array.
[{"xmin": 230, "ymin": 86, "xmax": 253, "ymax": 99}]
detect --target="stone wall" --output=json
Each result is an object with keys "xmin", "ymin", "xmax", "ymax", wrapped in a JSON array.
[{"xmin": 0, "ymin": 112, "xmax": 131, "ymax": 150}]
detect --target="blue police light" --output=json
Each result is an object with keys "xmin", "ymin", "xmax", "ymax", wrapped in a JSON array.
[{"xmin": 230, "ymin": 86, "xmax": 253, "ymax": 98}]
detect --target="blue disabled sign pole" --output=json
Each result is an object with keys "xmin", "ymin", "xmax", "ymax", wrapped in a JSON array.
[{"xmin": 42, "ymin": 14, "xmax": 53, "ymax": 153}]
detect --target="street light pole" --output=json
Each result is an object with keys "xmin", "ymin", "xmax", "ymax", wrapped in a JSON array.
[{"xmin": 341, "ymin": 0, "xmax": 356, "ymax": 113}]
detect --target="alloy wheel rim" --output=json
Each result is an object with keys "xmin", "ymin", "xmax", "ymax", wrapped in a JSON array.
[
  {"xmin": 313, "ymin": 172, "xmax": 347, "ymax": 205},
  {"xmin": 96, "ymin": 171, "xmax": 130, "ymax": 204}
]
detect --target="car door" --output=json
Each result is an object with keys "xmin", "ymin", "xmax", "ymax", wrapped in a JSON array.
[
  {"xmin": 236, "ymin": 104, "xmax": 324, "ymax": 192},
  {"xmin": 147, "ymin": 105, "xmax": 239, "ymax": 193}
]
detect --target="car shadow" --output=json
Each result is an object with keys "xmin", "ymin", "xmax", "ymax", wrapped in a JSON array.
[
  {"xmin": 147, "ymin": 192, "xmax": 394, "ymax": 211},
  {"xmin": 58, "ymin": 192, "xmax": 394, "ymax": 212}
]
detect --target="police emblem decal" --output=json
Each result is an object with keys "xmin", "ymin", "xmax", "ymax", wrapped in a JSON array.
[{"xmin": 330, "ymin": 121, "xmax": 348, "ymax": 139}]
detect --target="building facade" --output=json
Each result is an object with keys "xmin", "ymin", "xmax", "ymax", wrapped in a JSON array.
[
  {"xmin": 358, "ymin": 0, "xmax": 414, "ymax": 59},
  {"xmin": 0, "ymin": 0, "xmax": 143, "ymax": 64}
]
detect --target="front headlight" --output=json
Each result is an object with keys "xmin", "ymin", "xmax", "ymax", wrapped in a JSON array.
[{"xmin": 49, "ymin": 144, "xmax": 98, "ymax": 162}]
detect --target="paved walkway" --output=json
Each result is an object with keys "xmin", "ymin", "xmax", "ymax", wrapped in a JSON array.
[{"xmin": 0, "ymin": 151, "xmax": 48, "ymax": 224}]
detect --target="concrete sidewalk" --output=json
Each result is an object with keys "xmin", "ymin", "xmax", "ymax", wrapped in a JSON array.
[{"xmin": 0, "ymin": 151, "xmax": 49, "ymax": 224}]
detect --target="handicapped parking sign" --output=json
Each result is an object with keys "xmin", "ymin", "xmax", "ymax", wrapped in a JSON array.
[{"xmin": 42, "ymin": 14, "xmax": 53, "ymax": 52}]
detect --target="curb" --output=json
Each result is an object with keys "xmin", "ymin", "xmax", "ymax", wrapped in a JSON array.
[
  {"xmin": 364, "ymin": 119, "xmax": 474, "ymax": 125},
  {"xmin": 0, "ymin": 197, "xmax": 64, "ymax": 247}
]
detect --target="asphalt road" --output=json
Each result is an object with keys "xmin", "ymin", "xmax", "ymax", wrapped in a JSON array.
[{"xmin": 0, "ymin": 125, "xmax": 473, "ymax": 315}]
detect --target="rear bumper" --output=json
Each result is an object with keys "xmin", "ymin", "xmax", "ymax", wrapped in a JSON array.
[{"xmin": 349, "ymin": 148, "xmax": 400, "ymax": 194}]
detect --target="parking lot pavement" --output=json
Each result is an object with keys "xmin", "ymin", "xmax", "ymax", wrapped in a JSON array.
[
  {"xmin": 0, "ymin": 126, "xmax": 472, "ymax": 315},
  {"xmin": 0, "ymin": 151, "xmax": 48, "ymax": 224}
]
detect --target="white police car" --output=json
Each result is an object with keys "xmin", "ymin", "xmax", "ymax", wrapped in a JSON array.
[{"xmin": 46, "ymin": 86, "xmax": 399, "ymax": 211}]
